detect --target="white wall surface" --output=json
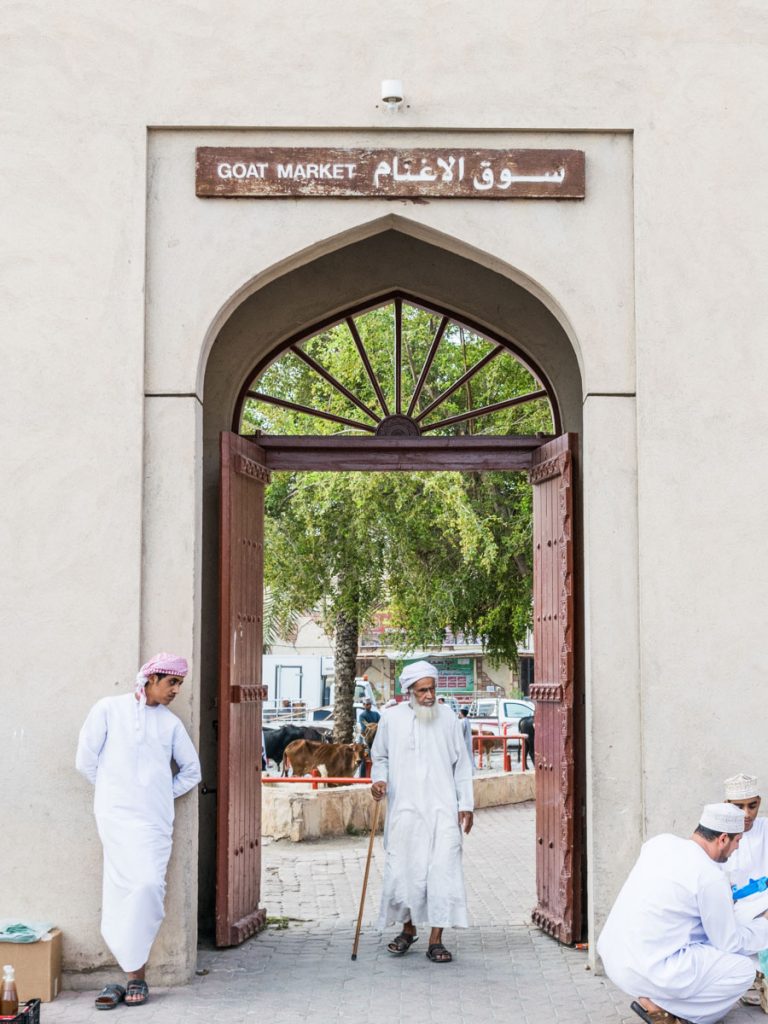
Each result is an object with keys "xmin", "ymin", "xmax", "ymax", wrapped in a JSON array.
[{"xmin": 3, "ymin": 0, "xmax": 768, "ymax": 983}]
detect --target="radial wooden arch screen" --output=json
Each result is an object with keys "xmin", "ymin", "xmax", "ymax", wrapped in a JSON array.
[{"xmin": 236, "ymin": 294, "xmax": 559, "ymax": 438}]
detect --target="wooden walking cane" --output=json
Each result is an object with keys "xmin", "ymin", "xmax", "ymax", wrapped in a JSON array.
[{"xmin": 351, "ymin": 797, "xmax": 382, "ymax": 960}]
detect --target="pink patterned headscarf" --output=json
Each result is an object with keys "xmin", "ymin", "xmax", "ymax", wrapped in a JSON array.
[
  {"xmin": 134, "ymin": 653, "xmax": 189, "ymax": 731},
  {"xmin": 138, "ymin": 653, "xmax": 188, "ymax": 682}
]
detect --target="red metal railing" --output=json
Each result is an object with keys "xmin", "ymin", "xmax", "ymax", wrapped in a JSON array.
[
  {"xmin": 263, "ymin": 769, "xmax": 371, "ymax": 790},
  {"xmin": 472, "ymin": 730, "xmax": 527, "ymax": 772}
]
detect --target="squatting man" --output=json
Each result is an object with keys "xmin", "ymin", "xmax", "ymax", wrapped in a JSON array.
[
  {"xmin": 370, "ymin": 661, "xmax": 474, "ymax": 964},
  {"xmin": 76, "ymin": 653, "xmax": 201, "ymax": 1009},
  {"xmin": 598, "ymin": 802, "xmax": 768, "ymax": 1024},
  {"xmin": 723, "ymin": 771, "xmax": 768, "ymax": 1008}
]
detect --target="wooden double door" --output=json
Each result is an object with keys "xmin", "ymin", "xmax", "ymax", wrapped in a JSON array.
[{"xmin": 215, "ymin": 431, "xmax": 583, "ymax": 947}]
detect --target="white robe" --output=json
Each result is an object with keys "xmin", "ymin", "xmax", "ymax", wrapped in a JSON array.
[
  {"xmin": 371, "ymin": 702, "xmax": 473, "ymax": 929},
  {"xmin": 459, "ymin": 716, "xmax": 474, "ymax": 764},
  {"xmin": 76, "ymin": 693, "xmax": 201, "ymax": 972},
  {"xmin": 597, "ymin": 834, "xmax": 768, "ymax": 1024},
  {"xmin": 726, "ymin": 817, "xmax": 768, "ymax": 890}
]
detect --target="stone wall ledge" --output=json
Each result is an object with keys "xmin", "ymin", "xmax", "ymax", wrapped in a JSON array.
[{"xmin": 262, "ymin": 770, "xmax": 535, "ymax": 842}]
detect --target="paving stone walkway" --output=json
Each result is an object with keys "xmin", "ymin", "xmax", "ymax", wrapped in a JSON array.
[{"xmin": 45, "ymin": 802, "xmax": 755, "ymax": 1023}]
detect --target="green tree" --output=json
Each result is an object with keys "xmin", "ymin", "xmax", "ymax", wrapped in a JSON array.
[
  {"xmin": 376, "ymin": 470, "xmax": 534, "ymax": 664},
  {"xmin": 244, "ymin": 301, "xmax": 552, "ymax": 740},
  {"xmin": 264, "ymin": 472, "xmax": 389, "ymax": 741}
]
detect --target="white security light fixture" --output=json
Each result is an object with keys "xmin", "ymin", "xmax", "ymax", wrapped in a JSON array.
[{"xmin": 380, "ymin": 79, "xmax": 404, "ymax": 113}]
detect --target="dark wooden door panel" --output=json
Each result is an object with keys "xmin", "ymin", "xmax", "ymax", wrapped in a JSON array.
[
  {"xmin": 216, "ymin": 432, "xmax": 269, "ymax": 947},
  {"xmin": 530, "ymin": 433, "xmax": 581, "ymax": 944}
]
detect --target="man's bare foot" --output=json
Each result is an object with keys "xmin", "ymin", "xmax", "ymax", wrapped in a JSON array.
[
  {"xmin": 638, "ymin": 999, "xmax": 663, "ymax": 1013},
  {"xmin": 125, "ymin": 968, "xmax": 149, "ymax": 1006},
  {"xmin": 387, "ymin": 920, "xmax": 418, "ymax": 954},
  {"xmin": 630, "ymin": 999, "xmax": 686, "ymax": 1024}
]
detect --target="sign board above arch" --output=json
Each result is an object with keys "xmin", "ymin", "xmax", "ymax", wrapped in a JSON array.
[{"xmin": 197, "ymin": 147, "xmax": 585, "ymax": 200}]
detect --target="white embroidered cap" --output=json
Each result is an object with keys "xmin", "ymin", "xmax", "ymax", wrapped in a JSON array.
[
  {"xmin": 699, "ymin": 802, "xmax": 745, "ymax": 834},
  {"xmin": 724, "ymin": 773, "xmax": 759, "ymax": 801},
  {"xmin": 399, "ymin": 660, "xmax": 438, "ymax": 691}
]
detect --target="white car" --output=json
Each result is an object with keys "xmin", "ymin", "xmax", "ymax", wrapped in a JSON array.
[
  {"xmin": 468, "ymin": 697, "xmax": 534, "ymax": 741},
  {"xmin": 302, "ymin": 701, "xmax": 372, "ymax": 737},
  {"xmin": 436, "ymin": 694, "xmax": 460, "ymax": 713}
]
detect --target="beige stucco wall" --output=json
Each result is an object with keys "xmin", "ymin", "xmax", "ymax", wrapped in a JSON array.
[
  {"xmin": 3, "ymin": 0, "xmax": 768, "ymax": 985},
  {"xmin": 158, "ymin": 126, "xmax": 633, "ymax": 971}
]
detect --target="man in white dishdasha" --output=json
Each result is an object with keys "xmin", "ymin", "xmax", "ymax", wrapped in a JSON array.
[
  {"xmin": 598, "ymin": 802, "xmax": 768, "ymax": 1024},
  {"xmin": 76, "ymin": 653, "xmax": 201, "ymax": 1009},
  {"xmin": 370, "ymin": 660, "xmax": 473, "ymax": 964},
  {"xmin": 723, "ymin": 772, "xmax": 768, "ymax": 1007}
]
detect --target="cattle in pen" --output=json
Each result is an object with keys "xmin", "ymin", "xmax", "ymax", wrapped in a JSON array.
[
  {"xmin": 264, "ymin": 725, "xmax": 325, "ymax": 773},
  {"xmin": 283, "ymin": 739, "xmax": 367, "ymax": 781}
]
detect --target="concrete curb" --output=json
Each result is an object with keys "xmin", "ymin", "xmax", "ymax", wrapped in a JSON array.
[{"xmin": 262, "ymin": 771, "xmax": 535, "ymax": 841}]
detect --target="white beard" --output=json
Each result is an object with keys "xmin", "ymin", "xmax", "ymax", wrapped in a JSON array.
[{"xmin": 409, "ymin": 694, "xmax": 438, "ymax": 723}]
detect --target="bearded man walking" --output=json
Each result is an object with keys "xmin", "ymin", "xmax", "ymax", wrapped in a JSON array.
[
  {"xmin": 76, "ymin": 653, "xmax": 201, "ymax": 1009},
  {"xmin": 370, "ymin": 660, "xmax": 473, "ymax": 964}
]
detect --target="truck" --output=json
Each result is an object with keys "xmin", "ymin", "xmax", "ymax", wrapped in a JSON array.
[
  {"xmin": 297, "ymin": 677, "xmax": 379, "ymax": 736},
  {"xmin": 261, "ymin": 655, "xmax": 334, "ymax": 714},
  {"xmin": 468, "ymin": 696, "xmax": 535, "ymax": 739},
  {"xmin": 261, "ymin": 659, "xmax": 377, "ymax": 729}
]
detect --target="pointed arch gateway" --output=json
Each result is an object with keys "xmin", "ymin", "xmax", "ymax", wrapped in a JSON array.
[{"xmin": 214, "ymin": 288, "xmax": 583, "ymax": 947}]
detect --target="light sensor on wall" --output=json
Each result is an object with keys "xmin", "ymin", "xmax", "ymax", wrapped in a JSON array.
[{"xmin": 379, "ymin": 79, "xmax": 406, "ymax": 113}]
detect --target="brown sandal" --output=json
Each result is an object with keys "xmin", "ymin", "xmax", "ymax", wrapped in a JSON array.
[
  {"xmin": 125, "ymin": 979, "xmax": 149, "ymax": 1006},
  {"xmin": 630, "ymin": 1001, "xmax": 688, "ymax": 1024},
  {"xmin": 426, "ymin": 942, "xmax": 453, "ymax": 963},
  {"xmin": 387, "ymin": 931, "xmax": 418, "ymax": 954},
  {"xmin": 95, "ymin": 984, "xmax": 126, "ymax": 1010}
]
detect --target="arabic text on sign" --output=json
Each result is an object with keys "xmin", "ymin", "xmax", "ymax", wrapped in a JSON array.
[{"xmin": 196, "ymin": 147, "xmax": 586, "ymax": 200}]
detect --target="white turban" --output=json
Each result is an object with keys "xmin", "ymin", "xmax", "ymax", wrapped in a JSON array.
[
  {"xmin": 399, "ymin": 660, "xmax": 439, "ymax": 691},
  {"xmin": 724, "ymin": 773, "xmax": 759, "ymax": 801},
  {"xmin": 699, "ymin": 802, "xmax": 745, "ymax": 834}
]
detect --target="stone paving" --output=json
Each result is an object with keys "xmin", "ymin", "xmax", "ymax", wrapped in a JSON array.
[{"xmin": 44, "ymin": 802, "xmax": 755, "ymax": 1024}]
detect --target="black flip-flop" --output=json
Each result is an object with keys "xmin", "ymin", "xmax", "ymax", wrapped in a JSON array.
[
  {"xmin": 387, "ymin": 931, "xmax": 418, "ymax": 954},
  {"xmin": 125, "ymin": 979, "xmax": 149, "ymax": 1006},
  {"xmin": 95, "ymin": 984, "xmax": 126, "ymax": 1010},
  {"xmin": 426, "ymin": 942, "xmax": 453, "ymax": 963}
]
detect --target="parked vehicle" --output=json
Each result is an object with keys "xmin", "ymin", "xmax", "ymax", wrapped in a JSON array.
[
  {"xmin": 468, "ymin": 697, "xmax": 534, "ymax": 743},
  {"xmin": 303, "ymin": 706, "xmax": 334, "ymax": 734},
  {"xmin": 436, "ymin": 694, "xmax": 460, "ymax": 713},
  {"xmin": 329, "ymin": 678, "xmax": 377, "ymax": 705},
  {"xmin": 262, "ymin": 654, "xmax": 333, "ymax": 715},
  {"xmin": 300, "ymin": 700, "xmax": 373, "ymax": 737}
]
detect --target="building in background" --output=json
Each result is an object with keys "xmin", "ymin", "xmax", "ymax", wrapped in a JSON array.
[{"xmin": 358, "ymin": 613, "xmax": 532, "ymax": 701}]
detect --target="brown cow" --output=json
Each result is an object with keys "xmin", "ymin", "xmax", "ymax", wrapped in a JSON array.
[{"xmin": 283, "ymin": 739, "xmax": 367, "ymax": 781}]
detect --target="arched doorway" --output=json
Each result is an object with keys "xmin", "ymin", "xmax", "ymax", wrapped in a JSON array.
[{"xmin": 199, "ymin": 228, "xmax": 585, "ymax": 950}]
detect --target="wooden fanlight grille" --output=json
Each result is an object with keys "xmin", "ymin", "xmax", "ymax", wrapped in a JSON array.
[{"xmin": 235, "ymin": 293, "xmax": 558, "ymax": 438}]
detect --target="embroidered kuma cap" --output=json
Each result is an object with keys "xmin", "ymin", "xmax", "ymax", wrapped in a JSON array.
[
  {"xmin": 399, "ymin": 660, "xmax": 438, "ymax": 691},
  {"xmin": 699, "ymin": 802, "xmax": 745, "ymax": 834},
  {"xmin": 724, "ymin": 773, "xmax": 759, "ymax": 801}
]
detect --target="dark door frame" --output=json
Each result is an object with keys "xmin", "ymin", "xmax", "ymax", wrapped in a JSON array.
[
  {"xmin": 254, "ymin": 433, "xmax": 552, "ymax": 472},
  {"xmin": 215, "ymin": 429, "xmax": 585, "ymax": 945}
]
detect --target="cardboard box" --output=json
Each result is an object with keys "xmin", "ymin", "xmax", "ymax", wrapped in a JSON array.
[{"xmin": 0, "ymin": 929, "xmax": 62, "ymax": 1002}]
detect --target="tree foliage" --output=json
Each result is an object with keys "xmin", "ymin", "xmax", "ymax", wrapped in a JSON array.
[
  {"xmin": 245, "ymin": 302, "xmax": 552, "ymax": 438},
  {"xmin": 244, "ymin": 301, "xmax": 553, "ymax": 737}
]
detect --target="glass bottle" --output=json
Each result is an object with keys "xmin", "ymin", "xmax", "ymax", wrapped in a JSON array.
[{"xmin": 0, "ymin": 964, "xmax": 18, "ymax": 1016}]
